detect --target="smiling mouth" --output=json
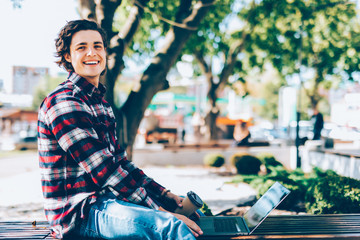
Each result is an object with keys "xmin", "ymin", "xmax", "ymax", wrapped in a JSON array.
[{"xmin": 84, "ymin": 61, "xmax": 99, "ymax": 65}]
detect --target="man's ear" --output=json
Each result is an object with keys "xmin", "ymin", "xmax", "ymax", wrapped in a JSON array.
[{"xmin": 64, "ymin": 53, "xmax": 71, "ymax": 63}]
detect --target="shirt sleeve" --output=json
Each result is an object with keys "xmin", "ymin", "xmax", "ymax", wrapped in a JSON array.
[{"xmin": 45, "ymin": 95, "xmax": 165, "ymax": 200}]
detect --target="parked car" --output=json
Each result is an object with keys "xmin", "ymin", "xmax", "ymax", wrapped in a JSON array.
[{"xmin": 14, "ymin": 136, "xmax": 38, "ymax": 151}]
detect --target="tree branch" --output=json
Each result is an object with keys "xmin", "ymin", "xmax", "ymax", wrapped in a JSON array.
[
  {"xmin": 79, "ymin": 0, "xmax": 97, "ymax": 20},
  {"xmin": 218, "ymin": 0, "xmax": 256, "ymax": 92},
  {"xmin": 218, "ymin": 38, "xmax": 245, "ymax": 91},
  {"xmin": 122, "ymin": 0, "xmax": 214, "ymax": 148},
  {"xmin": 175, "ymin": 0, "xmax": 192, "ymax": 23},
  {"xmin": 97, "ymin": 0, "xmax": 123, "ymax": 39},
  {"xmin": 194, "ymin": 50, "xmax": 211, "ymax": 76},
  {"xmin": 107, "ymin": 0, "xmax": 150, "ymax": 79},
  {"xmin": 181, "ymin": 0, "xmax": 215, "ymax": 29}
]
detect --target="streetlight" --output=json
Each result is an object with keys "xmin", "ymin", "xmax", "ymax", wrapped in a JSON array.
[{"xmin": 295, "ymin": 21, "xmax": 304, "ymax": 169}]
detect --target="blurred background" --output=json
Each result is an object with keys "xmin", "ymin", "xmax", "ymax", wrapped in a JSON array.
[
  {"xmin": 1, "ymin": 0, "xmax": 360, "ymax": 222},
  {"xmin": 0, "ymin": 0, "xmax": 360, "ymax": 169}
]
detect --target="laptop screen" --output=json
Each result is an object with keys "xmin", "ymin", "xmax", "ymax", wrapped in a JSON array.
[{"xmin": 243, "ymin": 182, "xmax": 290, "ymax": 234}]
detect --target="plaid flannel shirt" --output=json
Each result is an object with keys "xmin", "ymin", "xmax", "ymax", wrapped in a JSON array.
[{"xmin": 38, "ymin": 72, "xmax": 165, "ymax": 239}]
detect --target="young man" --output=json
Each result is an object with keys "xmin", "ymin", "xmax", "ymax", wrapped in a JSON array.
[{"xmin": 38, "ymin": 19, "xmax": 202, "ymax": 239}]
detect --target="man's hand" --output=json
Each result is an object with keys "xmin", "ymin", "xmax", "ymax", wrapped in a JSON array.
[
  {"xmin": 158, "ymin": 206, "xmax": 203, "ymax": 237},
  {"xmin": 165, "ymin": 191, "xmax": 184, "ymax": 208}
]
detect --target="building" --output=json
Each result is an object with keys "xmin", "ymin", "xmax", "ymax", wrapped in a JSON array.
[
  {"xmin": 0, "ymin": 79, "xmax": 4, "ymax": 92},
  {"xmin": 0, "ymin": 108, "xmax": 38, "ymax": 135},
  {"xmin": 12, "ymin": 66, "xmax": 49, "ymax": 95}
]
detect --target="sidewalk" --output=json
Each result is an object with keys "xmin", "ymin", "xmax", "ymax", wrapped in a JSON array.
[
  {"xmin": 0, "ymin": 152, "xmax": 256, "ymax": 220},
  {"xmin": 140, "ymin": 166, "xmax": 256, "ymax": 214}
]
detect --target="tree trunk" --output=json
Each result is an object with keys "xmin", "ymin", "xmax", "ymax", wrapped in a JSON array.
[
  {"xmin": 195, "ymin": 38, "xmax": 248, "ymax": 140},
  {"xmin": 192, "ymin": 3, "xmax": 255, "ymax": 140},
  {"xmin": 122, "ymin": 1, "xmax": 214, "ymax": 156},
  {"xmin": 194, "ymin": 51, "xmax": 219, "ymax": 140}
]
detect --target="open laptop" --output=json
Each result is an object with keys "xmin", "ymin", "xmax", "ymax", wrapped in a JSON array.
[{"xmin": 197, "ymin": 181, "xmax": 290, "ymax": 237}]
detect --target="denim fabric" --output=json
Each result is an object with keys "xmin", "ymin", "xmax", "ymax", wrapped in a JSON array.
[{"xmin": 71, "ymin": 194, "xmax": 196, "ymax": 240}]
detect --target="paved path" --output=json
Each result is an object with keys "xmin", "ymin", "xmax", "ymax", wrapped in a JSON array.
[
  {"xmin": 0, "ymin": 151, "xmax": 255, "ymax": 220},
  {"xmin": 140, "ymin": 166, "xmax": 256, "ymax": 214}
]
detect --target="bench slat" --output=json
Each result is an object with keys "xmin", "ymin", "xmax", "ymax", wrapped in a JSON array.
[
  {"xmin": 199, "ymin": 214, "xmax": 360, "ymax": 240},
  {"xmin": 1, "ymin": 214, "xmax": 360, "ymax": 239},
  {"xmin": 0, "ymin": 221, "xmax": 50, "ymax": 239},
  {"xmin": 255, "ymin": 214, "xmax": 360, "ymax": 235}
]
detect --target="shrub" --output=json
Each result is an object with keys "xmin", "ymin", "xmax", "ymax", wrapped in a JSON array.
[
  {"xmin": 230, "ymin": 166, "xmax": 319, "ymax": 210},
  {"xmin": 203, "ymin": 153, "xmax": 225, "ymax": 168},
  {"xmin": 229, "ymin": 166, "xmax": 360, "ymax": 213},
  {"xmin": 305, "ymin": 171, "xmax": 360, "ymax": 214},
  {"xmin": 257, "ymin": 153, "xmax": 283, "ymax": 173},
  {"xmin": 230, "ymin": 153, "xmax": 262, "ymax": 175},
  {"xmin": 236, "ymin": 166, "xmax": 309, "ymax": 210}
]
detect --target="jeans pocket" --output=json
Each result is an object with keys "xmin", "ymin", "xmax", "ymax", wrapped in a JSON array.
[{"xmin": 81, "ymin": 208, "xmax": 101, "ymax": 239}]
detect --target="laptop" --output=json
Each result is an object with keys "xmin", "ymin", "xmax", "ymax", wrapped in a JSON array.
[{"xmin": 196, "ymin": 181, "xmax": 290, "ymax": 236}]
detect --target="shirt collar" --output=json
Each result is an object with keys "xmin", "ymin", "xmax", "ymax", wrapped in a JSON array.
[{"xmin": 68, "ymin": 72, "xmax": 106, "ymax": 99}]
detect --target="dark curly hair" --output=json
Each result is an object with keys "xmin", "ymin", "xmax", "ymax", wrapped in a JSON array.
[{"xmin": 55, "ymin": 19, "xmax": 108, "ymax": 72}]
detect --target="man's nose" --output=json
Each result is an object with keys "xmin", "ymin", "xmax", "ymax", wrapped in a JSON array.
[{"xmin": 87, "ymin": 47, "xmax": 96, "ymax": 56}]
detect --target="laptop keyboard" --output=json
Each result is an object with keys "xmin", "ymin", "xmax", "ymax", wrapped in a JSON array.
[{"xmin": 214, "ymin": 218, "xmax": 240, "ymax": 233}]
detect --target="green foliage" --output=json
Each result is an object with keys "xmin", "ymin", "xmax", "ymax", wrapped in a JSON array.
[
  {"xmin": 249, "ymin": 0, "xmax": 359, "ymax": 109},
  {"xmin": 231, "ymin": 166, "xmax": 311, "ymax": 210},
  {"xmin": 255, "ymin": 77, "xmax": 284, "ymax": 120},
  {"xmin": 200, "ymin": 201, "xmax": 213, "ymax": 216},
  {"xmin": 256, "ymin": 152, "xmax": 283, "ymax": 173},
  {"xmin": 203, "ymin": 153, "xmax": 225, "ymax": 168},
  {"xmin": 113, "ymin": 0, "xmax": 234, "ymax": 60},
  {"xmin": 109, "ymin": 0, "xmax": 360, "ymax": 129},
  {"xmin": 112, "ymin": 0, "xmax": 360, "ymax": 126},
  {"xmin": 184, "ymin": 0, "xmax": 233, "ymax": 58},
  {"xmin": 305, "ymin": 172, "xmax": 360, "ymax": 214},
  {"xmin": 230, "ymin": 153, "xmax": 262, "ymax": 175},
  {"xmin": 230, "ymin": 166, "xmax": 360, "ymax": 213}
]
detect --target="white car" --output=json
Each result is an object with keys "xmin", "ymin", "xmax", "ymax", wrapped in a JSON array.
[{"xmin": 14, "ymin": 136, "xmax": 38, "ymax": 151}]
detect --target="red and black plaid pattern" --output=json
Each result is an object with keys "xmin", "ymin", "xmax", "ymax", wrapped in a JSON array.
[{"xmin": 38, "ymin": 72, "xmax": 165, "ymax": 238}]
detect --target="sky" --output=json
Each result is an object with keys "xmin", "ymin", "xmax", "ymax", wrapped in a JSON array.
[{"xmin": 0, "ymin": 0, "xmax": 79, "ymax": 92}]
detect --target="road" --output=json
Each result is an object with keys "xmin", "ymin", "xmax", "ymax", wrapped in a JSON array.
[
  {"xmin": 0, "ymin": 151, "xmax": 39, "ymax": 178},
  {"xmin": 0, "ymin": 151, "xmax": 43, "ymax": 206}
]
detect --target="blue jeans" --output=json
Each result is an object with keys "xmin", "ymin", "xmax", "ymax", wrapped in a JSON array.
[{"xmin": 71, "ymin": 194, "xmax": 196, "ymax": 240}]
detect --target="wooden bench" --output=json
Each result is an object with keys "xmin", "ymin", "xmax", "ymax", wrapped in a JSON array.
[
  {"xmin": 1, "ymin": 214, "xmax": 360, "ymax": 239},
  {"xmin": 200, "ymin": 214, "xmax": 360, "ymax": 239},
  {"xmin": 0, "ymin": 221, "xmax": 50, "ymax": 239}
]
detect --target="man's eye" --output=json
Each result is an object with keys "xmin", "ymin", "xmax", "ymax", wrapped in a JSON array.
[
  {"xmin": 77, "ymin": 46, "xmax": 85, "ymax": 50},
  {"xmin": 95, "ymin": 45, "xmax": 103, "ymax": 49}
]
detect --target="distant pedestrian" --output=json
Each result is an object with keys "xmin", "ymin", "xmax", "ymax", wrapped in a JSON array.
[
  {"xmin": 311, "ymin": 108, "xmax": 324, "ymax": 140},
  {"xmin": 233, "ymin": 120, "xmax": 251, "ymax": 146},
  {"xmin": 38, "ymin": 19, "xmax": 202, "ymax": 240}
]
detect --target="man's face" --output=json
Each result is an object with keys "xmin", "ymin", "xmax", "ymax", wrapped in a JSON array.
[{"xmin": 65, "ymin": 30, "xmax": 106, "ymax": 86}]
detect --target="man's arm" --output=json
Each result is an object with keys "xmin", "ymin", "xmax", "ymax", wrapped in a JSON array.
[{"xmin": 45, "ymin": 96, "xmax": 164, "ymax": 202}]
